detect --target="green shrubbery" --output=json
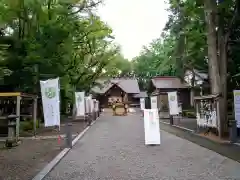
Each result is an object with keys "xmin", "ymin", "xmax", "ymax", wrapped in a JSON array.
[
  {"xmin": 20, "ymin": 120, "xmax": 40, "ymax": 131},
  {"xmin": 182, "ymin": 108, "xmax": 234, "ymax": 120},
  {"xmin": 182, "ymin": 109, "xmax": 196, "ymax": 118}
]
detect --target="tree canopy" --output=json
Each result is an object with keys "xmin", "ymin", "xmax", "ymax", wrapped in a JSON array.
[
  {"xmin": 132, "ymin": 0, "xmax": 239, "ymax": 90},
  {"xmin": 132, "ymin": 0, "xmax": 240, "ymax": 136},
  {"xmin": 0, "ymin": 0, "xmax": 130, "ymax": 104}
]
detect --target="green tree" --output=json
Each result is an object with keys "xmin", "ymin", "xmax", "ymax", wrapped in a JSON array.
[
  {"xmin": 133, "ymin": 0, "xmax": 240, "ymax": 137},
  {"xmin": 0, "ymin": 0, "xmax": 125, "ymax": 114}
]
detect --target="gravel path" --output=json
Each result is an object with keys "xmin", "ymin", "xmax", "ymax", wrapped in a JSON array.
[
  {"xmin": 0, "ymin": 139, "xmax": 62, "ymax": 180},
  {"xmin": 44, "ymin": 113, "xmax": 240, "ymax": 180},
  {"xmin": 0, "ymin": 120, "xmax": 87, "ymax": 180}
]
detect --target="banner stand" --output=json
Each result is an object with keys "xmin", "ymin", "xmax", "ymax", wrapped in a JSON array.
[{"xmin": 143, "ymin": 109, "xmax": 161, "ymax": 145}]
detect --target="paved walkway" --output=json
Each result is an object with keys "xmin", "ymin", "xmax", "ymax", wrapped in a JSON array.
[{"xmin": 44, "ymin": 113, "xmax": 240, "ymax": 180}]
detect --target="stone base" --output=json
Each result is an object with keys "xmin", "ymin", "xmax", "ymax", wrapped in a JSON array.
[{"xmin": 5, "ymin": 139, "xmax": 20, "ymax": 148}]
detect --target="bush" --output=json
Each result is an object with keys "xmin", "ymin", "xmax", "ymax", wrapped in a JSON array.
[
  {"xmin": 182, "ymin": 109, "xmax": 196, "ymax": 118},
  {"xmin": 186, "ymin": 111, "xmax": 196, "ymax": 118},
  {"xmin": 20, "ymin": 119, "xmax": 40, "ymax": 131}
]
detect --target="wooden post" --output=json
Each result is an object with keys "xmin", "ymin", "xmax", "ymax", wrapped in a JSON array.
[
  {"xmin": 33, "ymin": 98, "xmax": 37, "ymax": 136},
  {"xmin": 16, "ymin": 96, "xmax": 21, "ymax": 140},
  {"xmin": 170, "ymin": 115, "xmax": 173, "ymax": 125},
  {"xmin": 216, "ymin": 100, "xmax": 222, "ymax": 138},
  {"xmin": 72, "ymin": 85, "xmax": 76, "ymax": 120},
  {"xmin": 190, "ymin": 89, "xmax": 194, "ymax": 106}
]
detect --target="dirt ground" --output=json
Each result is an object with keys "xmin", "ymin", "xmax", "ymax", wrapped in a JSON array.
[{"xmin": 0, "ymin": 120, "xmax": 88, "ymax": 180}]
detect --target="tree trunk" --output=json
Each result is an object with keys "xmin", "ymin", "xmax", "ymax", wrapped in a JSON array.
[
  {"xmin": 204, "ymin": 0, "xmax": 221, "ymax": 94},
  {"xmin": 72, "ymin": 85, "xmax": 76, "ymax": 120},
  {"xmin": 218, "ymin": 26, "xmax": 228, "ymax": 136},
  {"xmin": 190, "ymin": 69, "xmax": 195, "ymax": 106},
  {"xmin": 204, "ymin": 0, "xmax": 224, "ymax": 137},
  {"xmin": 217, "ymin": 0, "xmax": 240, "ymax": 137}
]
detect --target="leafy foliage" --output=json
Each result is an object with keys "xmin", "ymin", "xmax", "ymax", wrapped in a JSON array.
[
  {"xmin": 0, "ymin": 0, "xmax": 129, "ymax": 112},
  {"xmin": 133, "ymin": 0, "xmax": 240, "ymax": 90}
]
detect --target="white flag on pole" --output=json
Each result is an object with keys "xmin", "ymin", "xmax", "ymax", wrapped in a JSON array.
[
  {"xmin": 85, "ymin": 96, "xmax": 92, "ymax": 113},
  {"xmin": 96, "ymin": 100, "xmax": 99, "ymax": 111},
  {"xmin": 75, "ymin": 92, "xmax": 85, "ymax": 116},
  {"xmin": 40, "ymin": 78, "xmax": 60, "ymax": 127},
  {"xmin": 89, "ymin": 95, "xmax": 94, "ymax": 112},
  {"xmin": 93, "ymin": 99, "xmax": 98, "ymax": 112},
  {"xmin": 167, "ymin": 91, "xmax": 179, "ymax": 115}
]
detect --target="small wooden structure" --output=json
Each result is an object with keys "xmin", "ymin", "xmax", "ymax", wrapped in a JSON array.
[
  {"xmin": 194, "ymin": 94, "xmax": 221, "ymax": 135},
  {"xmin": 150, "ymin": 91, "xmax": 183, "ymax": 119},
  {"xmin": 0, "ymin": 92, "xmax": 38, "ymax": 141},
  {"xmin": 150, "ymin": 76, "xmax": 190, "ymax": 110},
  {"xmin": 91, "ymin": 78, "xmax": 140, "ymax": 108}
]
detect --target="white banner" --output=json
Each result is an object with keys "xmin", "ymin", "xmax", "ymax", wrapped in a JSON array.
[
  {"xmin": 92, "ymin": 99, "xmax": 97, "ymax": 112},
  {"xmin": 75, "ymin": 92, "xmax": 85, "ymax": 116},
  {"xmin": 150, "ymin": 96, "xmax": 158, "ymax": 109},
  {"xmin": 85, "ymin": 97, "xmax": 90, "ymax": 113},
  {"xmin": 143, "ymin": 109, "xmax": 161, "ymax": 145},
  {"xmin": 89, "ymin": 95, "xmax": 94, "ymax": 112},
  {"xmin": 234, "ymin": 90, "xmax": 240, "ymax": 128},
  {"xmin": 140, "ymin": 98, "xmax": 145, "ymax": 110},
  {"xmin": 40, "ymin": 78, "xmax": 60, "ymax": 127},
  {"xmin": 93, "ymin": 99, "xmax": 99, "ymax": 112},
  {"xmin": 168, "ymin": 92, "xmax": 179, "ymax": 115},
  {"xmin": 96, "ymin": 101, "xmax": 99, "ymax": 111}
]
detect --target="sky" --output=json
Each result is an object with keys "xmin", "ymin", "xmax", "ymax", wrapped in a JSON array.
[{"xmin": 97, "ymin": 0, "xmax": 169, "ymax": 60}]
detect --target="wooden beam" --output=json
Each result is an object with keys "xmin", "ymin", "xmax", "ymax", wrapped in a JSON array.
[{"xmin": 0, "ymin": 92, "xmax": 21, "ymax": 97}]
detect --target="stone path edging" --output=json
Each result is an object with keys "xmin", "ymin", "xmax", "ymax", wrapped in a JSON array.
[{"xmin": 32, "ymin": 117, "xmax": 99, "ymax": 180}]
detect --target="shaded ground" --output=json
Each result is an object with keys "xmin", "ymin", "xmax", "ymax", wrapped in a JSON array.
[
  {"xmin": 0, "ymin": 119, "xmax": 88, "ymax": 180},
  {"xmin": 160, "ymin": 115, "xmax": 240, "ymax": 143},
  {"xmin": 159, "ymin": 122, "xmax": 240, "ymax": 163},
  {"xmin": 161, "ymin": 117, "xmax": 197, "ymax": 131},
  {"xmin": 45, "ymin": 113, "xmax": 240, "ymax": 180},
  {"xmin": 158, "ymin": 111, "xmax": 198, "ymax": 131}
]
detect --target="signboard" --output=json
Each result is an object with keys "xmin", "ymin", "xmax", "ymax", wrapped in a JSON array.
[
  {"xmin": 140, "ymin": 98, "xmax": 145, "ymax": 110},
  {"xmin": 75, "ymin": 92, "xmax": 85, "ymax": 116},
  {"xmin": 209, "ymin": 110, "xmax": 217, "ymax": 127},
  {"xmin": 233, "ymin": 90, "xmax": 240, "ymax": 128},
  {"xmin": 150, "ymin": 96, "xmax": 158, "ymax": 109},
  {"xmin": 196, "ymin": 107, "xmax": 217, "ymax": 128},
  {"xmin": 167, "ymin": 92, "xmax": 179, "ymax": 115},
  {"xmin": 40, "ymin": 78, "xmax": 60, "ymax": 127},
  {"xmin": 143, "ymin": 109, "xmax": 161, "ymax": 145}
]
